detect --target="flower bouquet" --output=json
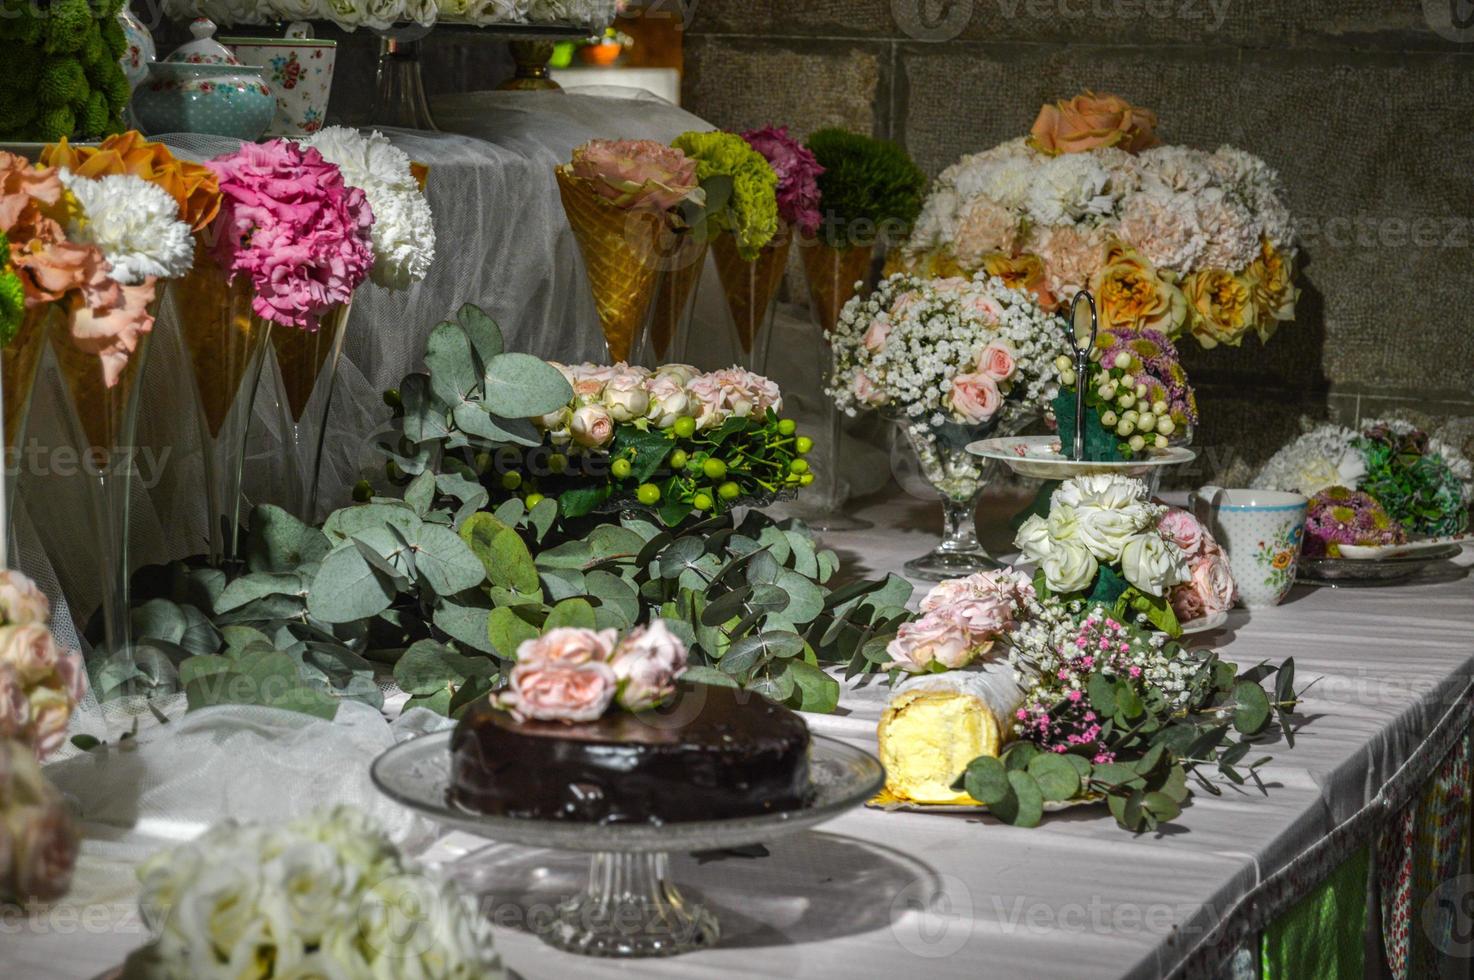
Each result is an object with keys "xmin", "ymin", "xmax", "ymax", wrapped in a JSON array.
[
  {"xmin": 122, "ymin": 806, "xmax": 504, "ymax": 979},
  {"xmin": 651, "ymin": 130, "xmax": 778, "ymax": 363},
  {"xmin": 1255, "ymin": 419, "xmax": 1472, "ymax": 558},
  {"xmin": 162, "ymin": 0, "xmax": 617, "ymax": 30},
  {"xmin": 707, "ymin": 125, "xmax": 823, "ymax": 371},
  {"xmin": 902, "ymin": 91, "xmax": 1299, "ymax": 351},
  {"xmin": 828, "ymin": 273, "xmax": 1066, "ymax": 577},
  {"xmin": 556, "ymin": 139, "xmax": 704, "ymax": 364},
  {"xmin": 1051, "ymin": 319, "xmax": 1199, "ymax": 462},
  {"xmin": 522, "ymin": 362, "xmax": 813, "ymax": 525},
  {"xmin": 1014, "ymin": 473, "xmax": 1230, "ymax": 636},
  {"xmin": 876, "ymin": 569, "xmax": 1296, "ymax": 832}
]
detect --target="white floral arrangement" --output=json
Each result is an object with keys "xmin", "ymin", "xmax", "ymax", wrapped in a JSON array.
[
  {"xmin": 0, "ymin": 570, "xmax": 87, "ymax": 761},
  {"xmin": 164, "ymin": 0, "xmax": 615, "ymax": 30},
  {"xmin": 303, "ymin": 127, "xmax": 436, "ymax": 290},
  {"xmin": 1251, "ymin": 422, "xmax": 1367, "ymax": 499},
  {"xmin": 901, "ymin": 92, "xmax": 1298, "ymax": 350},
  {"xmin": 122, "ymin": 806, "xmax": 503, "ymax": 980},
  {"xmin": 827, "ymin": 272, "xmax": 1067, "ymax": 439},
  {"xmin": 1015, "ymin": 474, "xmax": 1200, "ymax": 634}
]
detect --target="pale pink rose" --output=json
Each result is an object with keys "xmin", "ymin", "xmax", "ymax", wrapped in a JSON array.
[
  {"xmin": 977, "ymin": 341, "xmax": 1017, "ymax": 383},
  {"xmin": 0, "ymin": 573, "xmax": 48, "ymax": 627},
  {"xmin": 947, "ymin": 372, "xmax": 1002, "ymax": 424},
  {"xmin": 0, "ymin": 667, "xmax": 30, "ymax": 741},
  {"xmin": 956, "ymin": 288, "xmax": 1005, "ymax": 324},
  {"xmin": 506, "ymin": 660, "xmax": 617, "ymax": 723},
  {"xmin": 610, "ymin": 620, "xmax": 688, "ymax": 711},
  {"xmin": 686, "ymin": 368, "xmax": 783, "ymax": 429},
  {"xmin": 0, "ymin": 625, "xmax": 60, "ymax": 687},
  {"xmin": 52, "ymin": 649, "xmax": 86, "ymax": 705},
  {"xmin": 889, "ymin": 290, "xmax": 923, "ymax": 317},
  {"xmin": 571, "ymin": 377, "xmax": 605, "ymax": 403},
  {"xmin": 862, "ymin": 314, "xmax": 892, "ymax": 352},
  {"xmin": 920, "ymin": 569, "xmax": 1035, "ymax": 613},
  {"xmin": 939, "ymin": 595, "xmax": 1013, "ymax": 638},
  {"xmin": 883, "ymin": 612, "xmax": 976, "ymax": 673},
  {"xmin": 655, "ymin": 363, "xmax": 699, "ymax": 385},
  {"xmin": 2, "ymin": 741, "xmax": 79, "ymax": 902},
  {"xmin": 515, "ymin": 627, "xmax": 618, "ymax": 667},
  {"xmin": 27, "ymin": 688, "xmax": 70, "ymax": 760},
  {"xmin": 645, "ymin": 374, "xmax": 692, "ymax": 429},
  {"xmin": 1158, "ymin": 508, "xmax": 1205, "ymax": 557},
  {"xmin": 853, "ymin": 372, "xmax": 886, "ymax": 407},
  {"xmin": 601, "ymin": 371, "xmax": 650, "ymax": 422},
  {"xmin": 570, "ymin": 404, "xmax": 615, "ymax": 449},
  {"xmin": 1191, "ymin": 552, "xmax": 1236, "ymax": 614}
]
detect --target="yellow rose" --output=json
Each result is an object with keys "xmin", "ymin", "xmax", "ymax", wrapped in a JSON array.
[
  {"xmin": 980, "ymin": 251, "xmax": 1055, "ymax": 311},
  {"xmin": 1184, "ymin": 268, "xmax": 1256, "ymax": 348},
  {"xmin": 1090, "ymin": 241, "xmax": 1186, "ymax": 337},
  {"xmin": 1243, "ymin": 238, "xmax": 1299, "ymax": 343}
]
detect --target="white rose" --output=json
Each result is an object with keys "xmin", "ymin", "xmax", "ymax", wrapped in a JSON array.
[
  {"xmin": 1040, "ymin": 539, "xmax": 1098, "ymax": 593},
  {"xmin": 259, "ymin": 842, "xmax": 349, "ymax": 947},
  {"xmin": 535, "ymin": 405, "xmax": 571, "ymax": 433},
  {"xmin": 1013, "ymin": 514, "xmax": 1053, "ymax": 563},
  {"xmin": 645, "ymin": 375, "xmax": 691, "ymax": 429},
  {"xmin": 1074, "ymin": 502, "xmax": 1153, "ymax": 562},
  {"xmin": 1119, "ymin": 532, "xmax": 1190, "ymax": 598},
  {"xmin": 318, "ymin": 0, "xmax": 365, "ymax": 28},
  {"xmin": 361, "ymin": 0, "xmax": 406, "ymax": 30},
  {"xmin": 601, "ymin": 373, "xmax": 650, "ymax": 423},
  {"xmin": 162, "ymin": 860, "xmax": 263, "ymax": 961},
  {"xmin": 1054, "ymin": 473, "xmax": 1146, "ymax": 511}
]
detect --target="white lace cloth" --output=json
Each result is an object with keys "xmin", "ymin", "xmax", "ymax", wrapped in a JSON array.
[{"xmin": 5, "ymin": 491, "xmax": 1474, "ymax": 979}]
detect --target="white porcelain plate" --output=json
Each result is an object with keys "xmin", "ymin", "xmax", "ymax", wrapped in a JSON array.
[
  {"xmin": 967, "ymin": 435, "xmax": 1197, "ymax": 480},
  {"xmin": 1178, "ymin": 610, "xmax": 1229, "ymax": 635}
]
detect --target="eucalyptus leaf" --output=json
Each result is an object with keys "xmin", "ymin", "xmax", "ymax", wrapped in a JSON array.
[
  {"xmin": 784, "ymin": 659, "xmax": 838, "ymax": 712},
  {"xmin": 425, "ymin": 320, "xmax": 479, "ymax": 405},
  {"xmin": 453, "ymin": 302, "xmax": 504, "ymax": 364},
  {"xmin": 307, "ymin": 546, "xmax": 395, "ymax": 623},
  {"xmin": 247, "ymin": 505, "xmax": 330, "ymax": 573},
  {"xmin": 482, "ymin": 352, "xmax": 575, "ymax": 418},
  {"xmin": 413, "ymin": 523, "xmax": 487, "ymax": 596},
  {"xmin": 544, "ymin": 598, "xmax": 597, "ymax": 631},
  {"xmin": 487, "ymin": 606, "xmax": 541, "ymax": 659}
]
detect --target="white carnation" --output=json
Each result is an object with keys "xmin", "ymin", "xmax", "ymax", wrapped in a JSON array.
[
  {"xmin": 1194, "ymin": 186, "xmax": 1260, "ymax": 272},
  {"xmin": 1137, "ymin": 145, "xmax": 1215, "ymax": 195},
  {"xmin": 60, "ymin": 172, "xmax": 193, "ymax": 285},
  {"xmin": 1251, "ymin": 423, "xmax": 1363, "ymax": 496},
  {"xmin": 1025, "ymin": 153, "xmax": 1116, "ymax": 227},
  {"xmin": 304, "ymin": 126, "xmax": 436, "ymax": 289}
]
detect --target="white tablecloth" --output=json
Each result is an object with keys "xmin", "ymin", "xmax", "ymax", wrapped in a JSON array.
[{"xmin": 5, "ymin": 492, "xmax": 1473, "ymax": 979}]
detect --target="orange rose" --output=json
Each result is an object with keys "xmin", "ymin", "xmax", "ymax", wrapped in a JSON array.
[
  {"xmin": 1090, "ymin": 241, "xmax": 1186, "ymax": 336},
  {"xmin": 1028, "ymin": 92, "xmax": 1159, "ymax": 156},
  {"xmin": 1243, "ymin": 238, "xmax": 1298, "ymax": 343},
  {"xmin": 1184, "ymin": 267, "xmax": 1256, "ymax": 348},
  {"xmin": 980, "ymin": 251, "xmax": 1056, "ymax": 312},
  {"xmin": 41, "ymin": 133, "xmax": 222, "ymax": 232}
]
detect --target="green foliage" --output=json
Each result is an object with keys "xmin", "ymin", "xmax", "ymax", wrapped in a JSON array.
[
  {"xmin": 671, "ymin": 130, "xmax": 779, "ymax": 260},
  {"xmin": 805, "ymin": 128, "xmax": 927, "ymax": 248},
  {"xmin": 956, "ymin": 649, "xmax": 1300, "ymax": 833},
  {"xmin": 1034, "ymin": 563, "xmax": 1182, "ymax": 638},
  {"xmin": 0, "ymin": 236, "xmax": 23, "ymax": 349},
  {"xmin": 0, "ymin": 0, "xmax": 130, "ymax": 141},
  {"xmin": 1355, "ymin": 431, "xmax": 1470, "ymax": 537}
]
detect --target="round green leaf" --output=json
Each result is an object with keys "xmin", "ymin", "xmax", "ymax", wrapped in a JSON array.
[
  {"xmin": 1232, "ymin": 680, "xmax": 1272, "ymax": 734},
  {"xmin": 482, "ymin": 352, "xmax": 575, "ymax": 418},
  {"xmin": 1006, "ymin": 770, "xmax": 1045, "ymax": 827},
  {"xmin": 1027, "ymin": 753, "xmax": 1082, "ymax": 802},
  {"xmin": 962, "ymin": 756, "xmax": 1010, "ymax": 806}
]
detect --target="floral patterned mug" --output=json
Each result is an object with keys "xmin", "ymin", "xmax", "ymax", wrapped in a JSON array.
[
  {"xmin": 224, "ymin": 23, "xmax": 336, "ymax": 136},
  {"xmin": 1189, "ymin": 486, "xmax": 1308, "ymax": 608}
]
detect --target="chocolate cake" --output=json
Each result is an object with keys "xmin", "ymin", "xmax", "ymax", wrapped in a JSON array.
[{"xmin": 449, "ymin": 682, "xmax": 811, "ymax": 824}]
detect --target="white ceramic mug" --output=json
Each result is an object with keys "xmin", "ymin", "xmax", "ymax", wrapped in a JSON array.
[
  {"xmin": 224, "ymin": 23, "xmax": 336, "ymax": 137},
  {"xmin": 1189, "ymin": 486, "xmax": 1308, "ymax": 608}
]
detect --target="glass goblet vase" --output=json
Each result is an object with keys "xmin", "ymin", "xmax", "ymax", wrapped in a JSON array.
[
  {"xmin": 894, "ymin": 414, "xmax": 1022, "ymax": 581},
  {"xmin": 646, "ymin": 232, "xmax": 706, "ymax": 367}
]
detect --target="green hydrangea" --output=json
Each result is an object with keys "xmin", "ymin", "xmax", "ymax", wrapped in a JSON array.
[
  {"xmin": 0, "ymin": 235, "xmax": 24, "ymax": 350},
  {"xmin": 805, "ymin": 128, "xmax": 927, "ymax": 249},
  {"xmin": 672, "ymin": 130, "xmax": 779, "ymax": 260}
]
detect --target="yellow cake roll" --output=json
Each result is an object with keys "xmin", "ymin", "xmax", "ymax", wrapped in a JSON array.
[{"xmin": 877, "ymin": 661, "xmax": 1027, "ymax": 806}]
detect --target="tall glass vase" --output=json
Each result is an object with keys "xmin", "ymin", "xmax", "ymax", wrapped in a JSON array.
[
  {"xmin": 168, "ymin": 252, "xmax": 273, "ymax": 566},
  {"xmin": 893, "ymin": 414, "xmax": 1029, "ymax": 581},
  {"xmin": 266, "ymin": 303, "xmax": 352, "ymax": 523},
  {"xmin": 49, "ymin": 309, "xmax": 157, "ymax": 657},
  {"xmin": 793, "ymin": 238, "xmax": 875, "ymax": 532},
  {"xmin": 1, "ymin": 305, "xmax": 54, "ymax": 565},
  {"xmin": 711, "ymin": 230, "xmax": 791, "ymax": 374},
  {"xmin": 647, "ymin": 233, "xmax": 706, "ymax": 366}
]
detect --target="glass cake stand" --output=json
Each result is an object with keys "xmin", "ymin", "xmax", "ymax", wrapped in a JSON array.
[{"xmin": 370, "ymin": 731, "xmax": 884, "ymax": 957}]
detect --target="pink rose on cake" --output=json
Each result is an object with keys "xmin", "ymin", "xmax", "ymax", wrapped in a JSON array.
[
  {"xmin": 501, "ymin": 623, "xmax": 689, "ymax": 722},
  {"xmin": 610, "ymin": 620, "xmax": 689, "ymax": 712}
]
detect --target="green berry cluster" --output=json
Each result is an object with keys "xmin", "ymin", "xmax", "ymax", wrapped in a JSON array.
[
  {"xmin": 1057, "ymin": 351, "xmax": 1184, "ymax": 459},
  {"xmin": 0, "ymin": 0, "xmax": 131, "ymax": 142}
]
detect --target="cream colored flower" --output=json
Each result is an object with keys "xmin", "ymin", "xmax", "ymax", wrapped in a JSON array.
[{"xmin": 60, "ymin": 172, "xmax": 193, "ymax": 285}]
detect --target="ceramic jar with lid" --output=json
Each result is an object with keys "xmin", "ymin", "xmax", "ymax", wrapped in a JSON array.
[{"xmin": 130, "ymin": 18, "xmax": 274, "ymax": 140}]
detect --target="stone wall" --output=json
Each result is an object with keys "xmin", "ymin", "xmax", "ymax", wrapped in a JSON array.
[{"xmin": 680, "ymin": 0, "xmax": 1474, "ymax": 483}]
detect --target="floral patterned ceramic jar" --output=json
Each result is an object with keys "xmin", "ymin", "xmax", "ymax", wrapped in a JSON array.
[
  {"xmin": 131, "ymin": 19, "xmax": 274, "ymax": 140},
  {"xmin": 224, "ymin": 23, "xmax": 337, "ymax": 137},
  {"xmin": 1189, "ymin": 486, "xmax": 1308, "ymax": 608}
]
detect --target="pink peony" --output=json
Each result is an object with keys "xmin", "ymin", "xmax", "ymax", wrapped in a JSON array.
[
  {"xmin": 610, "ymin": 620, "xmax": 688, "ymax": 712},
  {"xmin": 883, "ymin": 612, "xmax": 976, "ymax": 673},
  {"xmin": 947, "ymin": 371, "xmax": 1002, "ymax": 424},
  {"xmin": 570, "ymin": 139, "xmax": 702, "ymax": 214},
  {"xmin": 741, "ymin": 125, "xmax": 824, "ymax": 237},
  {"xmin": 570, "ymin": 404, "xmax": 615, "ymax": 448},
  {"xmin": 207, "ymin": 140, "xmax": 375, "ymax": 330},
  {"xmin": 0, "ymin": 572, "xmax": 49, "ymax": 627},
  {"xmin": 1158, "ymin": 508, "xmax": 1205, "ymax": 557},
  {"xmin": 977, "ymin": 340, "xmax": 1017, "ymax": 383}
]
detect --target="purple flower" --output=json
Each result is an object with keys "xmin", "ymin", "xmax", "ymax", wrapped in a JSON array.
[{"xmin": 741, "ymin": 125, "xmax": 824, "ymax": 237}]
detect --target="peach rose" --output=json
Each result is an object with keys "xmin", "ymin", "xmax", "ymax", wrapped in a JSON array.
[
  {"xmin": 570, "ymin": 404, "xmax": 615, "ymax": 449},
  {"xmin": 0, "ymin": 624, "xmax": 60, "ymax": 687},
  {"xmin": 981, "ymin": 252, "xmax": 1056, "ymax": 312},
  {"xmin": 1183, "ymin": 267, "xmax": 1255, "ymax": 348},
  {"xmin": 515, "ymin": 627, "xmax": 618, "ymax": 668},
  {"xmin": 0, "ymin": 666, "xmax": 30, "ymax": 741},
  {"xmin": 0, "ymin": 572, "xmax": 48, "ymax": 627},
  {"xmin": 862, "ymin": 314, "xmax": 892, "ymax": 352},
  {"xmin": 1170, "ymin": 580, "xmax": 1206, "ymax": 623},
  {"xmin": 1, "ymin": 740, "xmax": 80, "ymax": 902},
  {"xmin": 1028, "ymin": 92, "xmax": 1159, "ymax": 157},
  {"xmin": 947, "ymin": 372, "xmax": 1002, "ymax": 424},
  {"xmin": 883, "ymin": 612, "xmax": 976, "ymax": 673},
  {"xmin": 853, "ymin": 371, "xmax": 886, "ymax": 407},
  {"xmin": 610, "ymin": 620, "xmax": 688, "ymax": 712},
  {"xmin": 506, "ymin": 660, "xmax": 617, "ymax": 723},
  {"xmin": 977, "ymin": 340, "xmax": 1017, "ymax": 383},
  {"xmin": 1191, "ymin": 552, "xmax": 1236, "ymax": 614},
  {"xmin": 1091, "ymin": 242, "xmax": 1187, "ymax": 338}
]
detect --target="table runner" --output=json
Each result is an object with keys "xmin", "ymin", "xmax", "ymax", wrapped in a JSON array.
[{"xmin": 4, "ymin": 491, "xmax": 1472, "ymax": 979}]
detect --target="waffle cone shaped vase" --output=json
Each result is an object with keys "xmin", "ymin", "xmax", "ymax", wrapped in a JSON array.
[
  {"xmin": 712, "ymin": 232, "xmax": 791, "ymax": 372},
  {"xmin": 648, "ymin": 234, "xmax": 706, "ymax": 363},
  {"xmin": 800, "ymin": 239, "xmax": 874, "ymax": 334}
]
